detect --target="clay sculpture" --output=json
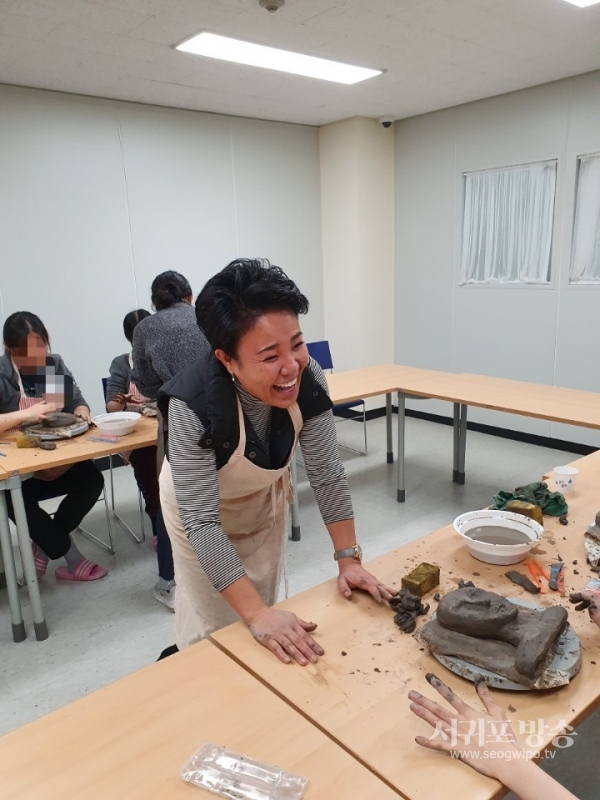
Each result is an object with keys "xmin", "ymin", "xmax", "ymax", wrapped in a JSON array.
[
  {"xmin": 41, "ymin": 412, "xmax": 78, "ymax": 428},
  {"xmin": 420, "ymin": 586, "xmax": 568, "ymax": 687}
]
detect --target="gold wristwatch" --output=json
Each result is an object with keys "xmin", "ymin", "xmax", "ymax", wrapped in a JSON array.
[{"xmin": 333, "ymin": 544, "xmax": 363, "ymax": 563}]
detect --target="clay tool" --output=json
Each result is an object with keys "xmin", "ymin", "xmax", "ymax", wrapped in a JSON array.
[
  {"xmin": 526, "ymin": 559, "xmax": 550, "ymax": 594},
  {"xmin": 0, "ymin": 452, "xmax": 6, "ymax": 457},
  {"xmin": 505, "ymin": 570, "xmax": 540, "ymax": 594},
  {"xmin": 88, "ymin": 435, "xmax": 119, "ymax": 443},
  {"xmin": 548, "ymin": 562, "xmax": 565, "ymax": 593}
]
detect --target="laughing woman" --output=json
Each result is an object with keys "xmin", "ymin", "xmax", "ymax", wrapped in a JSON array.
[{"xmin": 158, "ymin": 259, "xmax": 394, "ymax": 664}]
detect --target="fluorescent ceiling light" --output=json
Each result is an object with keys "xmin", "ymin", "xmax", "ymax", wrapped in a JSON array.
[
  {"xmin": 560, "ymin": 0, "xmax": 600, "ymax": 6},
  {"xmin": 176, "ymin": 32, "xmax": 382, "ymax": 85}
]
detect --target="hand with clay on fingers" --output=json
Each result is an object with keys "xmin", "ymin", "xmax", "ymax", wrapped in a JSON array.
[
  {"xmin": 337, "ymin": 561, "xmax": 396, "ymax": 604},
  {"xmin": 408, "ymin": 673, "xmax": 578, "ymax": 800},
  {"xmin": 73, "ymin": 405, "xmax": 92, "ymax": 424},
  {"xmin": 248, "ymin": 607, "xmax": 324, "ymax": 666}
]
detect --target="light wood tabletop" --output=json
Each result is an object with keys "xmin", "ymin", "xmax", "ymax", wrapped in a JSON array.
[
  {"xmin": 0, "ymin": 640, "xmax": 401, "ymax": 800},
  {"xmin": 326, "ymin": 363, "xmax": 600, "ymax": 429},
  {"xmin": 0, "ymin": 416, "xmax": 158, "ymax": 475},
  {"xmin": 212, "ymin": 450, "xmax": 600, "ymax": 800}
]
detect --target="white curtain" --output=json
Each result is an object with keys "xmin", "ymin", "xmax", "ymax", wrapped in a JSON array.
[
  {"xmin": 460, "ymin": 161, "xmax": 557, "ymax": 285},
  {"xmin": 570, "ymin": 154, "xmax": 600, "ymax": 284}
]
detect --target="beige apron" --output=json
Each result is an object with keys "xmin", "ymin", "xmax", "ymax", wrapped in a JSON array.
[{"xmin": 160, "ymin": 396, "xmax": 302, "ymax": 649}]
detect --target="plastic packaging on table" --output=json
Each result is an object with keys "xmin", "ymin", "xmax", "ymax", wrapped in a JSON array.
[{"xmin": 180, "ymin": 743, "xmax": 309, "ymax": 800}]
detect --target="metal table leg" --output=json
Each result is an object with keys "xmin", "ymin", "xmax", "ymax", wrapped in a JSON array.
[
  {"xmin": 386, "ymin": 393, "xmax": 393, "ymax": 464},
  {"xmin": 290, "ymin": 457, "xmax": 300, "ymax": 542},
  {"xmin": 397, "ymin": 392, "xmax": 406, "ymax": 503},
  {"xmin": 0, "ymin": 489, "xmax": 26, "ymax": 642},
  {"xmin": 453, "ymin": 404, "xmax": 468, "ymax": 485},
  {"xmin": 8, "ymin": 474, "xmax": 48, "ymax": 641}
]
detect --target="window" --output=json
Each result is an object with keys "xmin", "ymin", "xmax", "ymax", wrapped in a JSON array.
[
  {"xmin": 460, "ymin": 160, "xmax": 557, "ymax": 285},
  {"xmin": 570, "ymin": 153, "xmax": 600, "ymax": 284}
]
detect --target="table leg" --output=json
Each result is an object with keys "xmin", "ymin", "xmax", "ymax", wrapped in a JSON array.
[
  {"xmin": 453, "ymin": 404, "xmax": 468, "ymax": 485},
  {"xmin": 386, "ymin": 393, "xmax": 393, "ymax": 464},
  {"xmin": 397, "ymin": 392, "xmax": 406, "ymax": 503},
  {"xmin": 9, "ymin": 478, "xmax": 48, "ymax": 641},
  {"xmin": 0, "ymin": 489, "xmax": 26, "ymax": 642},
  {"xmin": 290, "ymin": 457, "xmax": 301, "ymax": 542}
]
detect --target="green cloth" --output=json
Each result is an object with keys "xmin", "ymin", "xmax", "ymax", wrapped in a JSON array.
[{"xmin": 493, "ymin": 481, "xmax": 568, "ymax": 517}]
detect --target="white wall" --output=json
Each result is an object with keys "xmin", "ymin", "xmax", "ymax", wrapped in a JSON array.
[
  {"xmin": 0, "ymin": 85, "xmax": 324, "ymax": 413},
  {"xmin": 320, "ymin": 116, "xmax": 394, "ymax": 406},
  {"xmin": 394, "ymin": 70, "xmax": 600, "ymax": 447}
]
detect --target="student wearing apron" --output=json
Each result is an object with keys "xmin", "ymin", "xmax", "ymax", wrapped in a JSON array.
[
  {"xmin": 0, "ymin": 311, "xmax": 106, "ymax": 582},
  {"xmin": 158, "ymin": 259, "xmax": 395, "ymax": 665},
  {"xmin": 107, "ymin": 309, "xmax": 175, "ymax": 609}
]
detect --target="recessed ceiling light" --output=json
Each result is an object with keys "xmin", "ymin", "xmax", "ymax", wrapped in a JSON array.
[
  {"xmin": 560, "ymin": 0, "xmax": 600, "ymax": 6},
  {"xmin": 176, "ymin": 32, "xmax": 382, "ymax": 85}
]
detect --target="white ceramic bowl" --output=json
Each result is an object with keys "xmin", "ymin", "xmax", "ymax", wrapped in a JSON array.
[
  {"xmin": 92, "ymin": 411, "xmax": 141, "ymax": 436},
  {"xmin": 453, "ymin": 509, "xmax": 543, "ymax": 566}
]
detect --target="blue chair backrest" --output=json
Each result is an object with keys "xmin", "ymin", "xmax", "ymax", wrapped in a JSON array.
[
  {"xmin": 306, "ymin": 340, "xmax": 334, "ymax": 371},
  {"xmin": 102, "ymin": 377, "xmax": 108, "ymax": 403}
]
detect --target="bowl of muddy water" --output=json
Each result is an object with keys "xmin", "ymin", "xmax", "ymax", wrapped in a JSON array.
[{"xmin": 453, "ymin": 509, "xmax": 543, "ymax": 566}]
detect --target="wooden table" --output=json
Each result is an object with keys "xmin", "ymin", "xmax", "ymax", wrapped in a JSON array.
[
  {"xmin": 326, "ymin": 365, "xmax": 600, "ymax": 503},
  {"xmin": 0, "ymin": 419, "xmax": 157, "ymax": 642},
  {"xmin": 212, "ymin": 450, "xmax": 600, "ymax": 800},
  {"xmin": 0, "ymin": 639, "xmax": 400, "ymax": 800}
]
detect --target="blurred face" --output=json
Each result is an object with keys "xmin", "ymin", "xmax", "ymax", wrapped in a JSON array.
[
  {"xmin": 216, "ymin": 311, "xmax": 309, "ymax": 408},
  {"xmin": 7, "ymin": 333, "xmax": 47, "ymax": 372}
]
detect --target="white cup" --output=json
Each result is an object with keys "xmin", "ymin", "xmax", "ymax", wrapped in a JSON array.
[{"xmin": 553, "ymin": 465, "xmax": 578, "ymax": 494}]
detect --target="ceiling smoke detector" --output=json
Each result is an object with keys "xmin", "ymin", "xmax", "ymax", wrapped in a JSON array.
[{"xmin": 259, "ymin": 0, "xmax": 285, "ymax": 11}]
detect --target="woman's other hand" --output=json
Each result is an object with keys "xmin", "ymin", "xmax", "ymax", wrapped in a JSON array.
[
  {"xmin": 248, "ymin": 607, "xmax": 324, "ymax": 666},
  {"xmin": 337, "ymin": 560, "xmax": 397, "ymax": 604},
  {"xmin": 73, "ymin": 405, "xmax": 92, "ymax": 424}
]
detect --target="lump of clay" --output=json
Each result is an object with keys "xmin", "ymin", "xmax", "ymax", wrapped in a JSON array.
[
  {"xmin": 421, "ymin": 587, "xmax": 568, "ymax": 686},
  {"xmin": 389, "ymin": 589, "xmax": 430, "ymax": 633},
  {"xmin": 41, "ymin": 412, "xmax": 78, "ymax": 428}
]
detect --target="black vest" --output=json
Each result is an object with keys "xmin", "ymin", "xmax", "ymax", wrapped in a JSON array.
[{"xmin": 158, "ymin": 353, "xmax": 332, "ymax": 470}]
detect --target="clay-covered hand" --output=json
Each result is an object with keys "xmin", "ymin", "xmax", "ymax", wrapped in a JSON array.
[
  {"xmin": 581, "ymin": 590, "xmax": 600, "ymax": 629},
  {"xmin": 408, "ymin": 673, "xmax": 521, "ymax": 780},
  {"xmin": 73, "ymin": 405, "xmax": 92, "ymax": 423},
  {"xmin": 336, "ymin": 561, "xmax": 397, "ymax": 604},
  {"xmin": 21, "ymin": 402, "xmax": 56, "ymax": 423},
  {"xmin": 248, "ymin": 607, "xmax": 324, "ymax": 666}
]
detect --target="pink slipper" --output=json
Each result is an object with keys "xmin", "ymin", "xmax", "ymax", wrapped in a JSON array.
[
  {"xmin": 31, "ymin": 543, "xmax": 48, "ymax": 579},
  {"xmin": 55, "ymin": 559, "xmax": 108, "ymax": 582}
]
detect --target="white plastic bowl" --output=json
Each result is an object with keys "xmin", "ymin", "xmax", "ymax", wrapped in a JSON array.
[
  {"xmin": 92, "ymin": 411, "xmax": 141, "ymax": 437},
  {"xmin": 453, "ymin": 509, "xmax": 543, "ymax": 566}
]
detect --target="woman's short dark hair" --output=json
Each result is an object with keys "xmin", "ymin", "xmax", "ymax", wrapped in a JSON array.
[
  {"xmin": 151, "ymin": 271, "xmax": 192, "ymax": 311},
  {"xmin": 123, "ymin": 309, "xmax": 151, "ymax": 344},
  {"xmin": 3, "ymin": 311, "xmax": 50, "ymax": 350},
  {"xmin": 195, "ymin": 259, "xmax": 309, "ymax": 356}
]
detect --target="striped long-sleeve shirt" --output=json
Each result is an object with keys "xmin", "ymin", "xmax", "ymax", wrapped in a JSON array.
[{"xmin": 167, "ymin": 358, "xmax": 354, "ymax": 591}]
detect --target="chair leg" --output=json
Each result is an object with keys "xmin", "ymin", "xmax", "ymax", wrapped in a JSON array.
[
  {"xmin": 109, "ymin": 456, "xmax": 145, "ymax": 544},
  {"xmin": 77, "ymin": 485, "xmax": 116, "ymax": 555},
  {"xmin": 335, "ymin": 407, "xmax": 367, "ymax": 457}
]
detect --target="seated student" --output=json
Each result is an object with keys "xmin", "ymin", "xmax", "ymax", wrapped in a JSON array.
[
  {"xmin": 106, "ymin": 309, "xmax": 174, "ymax": 610},
  {"xmin": 0, "ymin": 311, "xmax": 106, "ymax": 581},
  {"xmin": 408, "ymin": 596, "xmax": 600, "ymax": 800}
]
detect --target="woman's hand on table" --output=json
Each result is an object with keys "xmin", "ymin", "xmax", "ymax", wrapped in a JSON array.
[
  {"xmin": 20, "ymin": 402, "xmax": 56, "ymax": 423},
  {"xmin": 112, "ymin": 393, "xmax": 142, "ymax": 406},
  {"xmin": 73, "ymin": 405, "xmax": 92, "ymax": 424},
  {"xmin": 580, "ymin": 589, "xmax": 600, "ymax": 629},
  {"xmin": 248, "ymin": 607, "xmax": 324, "ymax": 666},
  {"xmin": 408, "ymin": 673, "xmax": 579, "ymax": 800},
  {"xmin": 408, "ymin": 673, "xmax": 520, "ymax": 779},
  {"xmin": 337, "ymin": 560, "xmax": 397, "ymax": 604}
]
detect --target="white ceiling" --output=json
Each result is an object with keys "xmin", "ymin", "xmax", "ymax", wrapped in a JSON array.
[{"xmin": 0, "ymin": 0, "xmax": 599, "ymax": 125}]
